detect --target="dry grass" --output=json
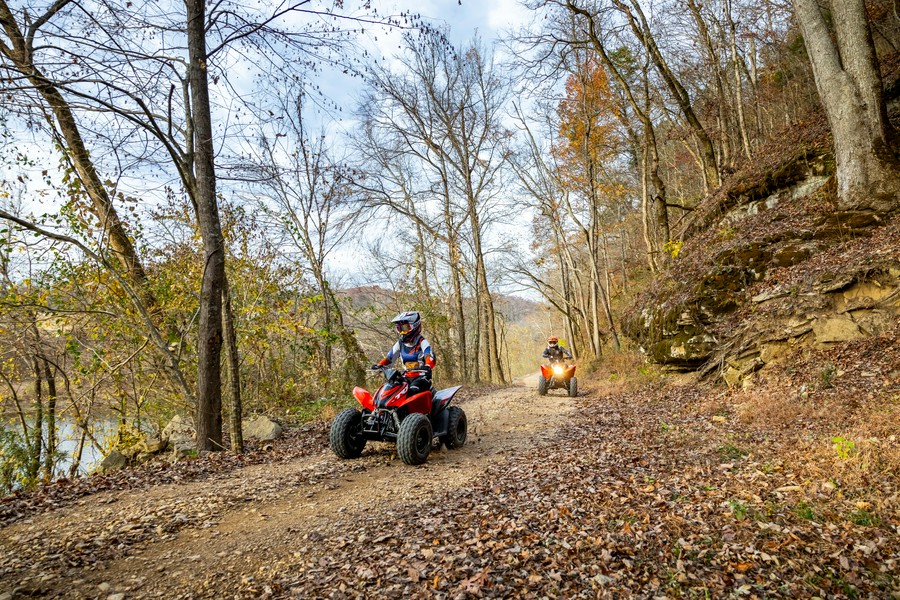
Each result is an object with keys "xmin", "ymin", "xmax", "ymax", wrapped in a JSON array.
[
  {"xmin": 587, "ymin": 346, "xmax": 666, "ymax": 396},
  {"xmin": 734, "ymin": 388, "xmax": 849, "ymax": 427},
  {"xmin": 729, "ymin": 382, "xmax": 900, "ymax": 489}
]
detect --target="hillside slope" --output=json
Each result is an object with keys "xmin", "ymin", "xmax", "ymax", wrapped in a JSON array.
[{"xmin": 624, "ymin": 114, "xmax": 900, "ymax": 391}]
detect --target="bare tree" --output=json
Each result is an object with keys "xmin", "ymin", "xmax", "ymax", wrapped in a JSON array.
[
  {"xmin": 0, "ymin": 0, "xmax": 152, "ymax": 297},
  {"xmin": 793, "ymin": 0, "xmax": 900, "ymax": 212},
  {"xmin": 249, "ymin": 90, "xmax": 367, "ymax": 389},
  {"xmin": 355, "ymin": 32, "xmax": 511, "ymax": 383},
  {"xmin": 609, "ymin": 0, "xmax": 721, "ymax": 191}
]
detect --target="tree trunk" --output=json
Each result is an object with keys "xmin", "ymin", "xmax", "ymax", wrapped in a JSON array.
[
  {"xmin": 613, "ymin": 0, "xmax": 721, "ymax": 190},
  {"xmin": 566, "ymin": 1, "xmax": 669, "ymax": 254},
  {"xmin": 471, "ymin": 285, "xmax": 481, "ymax": 382},
  {"xmin": 793, "ymin": 0, "xmax": 900, "ymax": 212},
  {"xmin": 29, "ymin": 357, "xmax": 43, "ymax": 482},
  {"xmin": 725, "ymin": 0, "xmax": 753, "ymax": 160},
  {"xmin": 749, "ymin": 36, "xmax": 764, "ymax": 138},
  {"xmin": 619, "ymin": 215, "xmax": 628, "ymax": 295},
  {"xmin": 587, "ymin": 243, "xmax": 603, "ymax": 356},
  {"xmin": 685, "ymin": 0, "xmax": 732, "ymax": 167},
  {"xmin": 186, "ymin": 0, "xmax": 225, "ymax": 451},
  {"xmin": 598, "ymin": 275, "xmax": 620, "ymax": 350},
  {"xmin": 449, "ymin": 239, "xmax": 467, "ymax": 382},
  {"xmin": 222, "ymin": 275, "xmax": 243, "ymax": 453},
  {"xmin": 319, "ymin": 271, "xmax": 333, "ymax": 374},
  {"xmin": 42, "ymin": 360, "xmax": 57, "ymax": 481},
  {"xmin": 69, "ymin": 428, "xmax": 86, "ymax": 478},
  {"xmin": 640, "ymin": 151, "xmax": 658, "ymax": 272},
  {"xmin": 441, "ymin": 169, "xmax": 468, "ymax": 382},
  {"xmin": 460, "ymin": 100, "xmax": 505, "ymax": 384}
]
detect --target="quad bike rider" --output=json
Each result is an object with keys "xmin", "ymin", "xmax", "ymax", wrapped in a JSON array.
[
  {"xmin": 538, "ymin": 336, "xmax": 578, "ymax": 397},
  {"xmin": 329, "ymin": 311, "xmax": 467, "ymax": 465}
]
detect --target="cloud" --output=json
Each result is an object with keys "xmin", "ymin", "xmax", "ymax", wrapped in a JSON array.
[{"xmin": 487, "ymin": 0, "xmax": 532, "ymax": 31}]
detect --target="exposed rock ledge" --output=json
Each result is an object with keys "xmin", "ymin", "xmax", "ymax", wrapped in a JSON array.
[{"xmin": 625, "ymin": 162, "xmax": 900, "ymax": 387}]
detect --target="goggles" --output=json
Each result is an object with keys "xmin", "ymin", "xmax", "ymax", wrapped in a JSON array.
[{"xmin": 395, "ymin": 322, "xmax": 413, "ymax": 334}]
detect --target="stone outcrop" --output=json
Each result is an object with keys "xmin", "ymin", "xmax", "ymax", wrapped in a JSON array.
[
  {"xmin": 625, "ymin": 147, "xmax": 900, "ymax": 385},
  {"xmin": 105, "ymin": 427, "xmax": 183, "ymax": 472},
  {"xmin": 242, "ymin": 416, "xmax": 283, "ymax": 441},
  {"xmin": 141, "ymin": 435, "xmax": 166, "ymax": 454},
  {"xmin": 100, "ymin": 450, "xmax": 127, "ymax": 472},
  {"xmin": 162, "ymin": 415, "xmax": 196, "ymax": 458}
]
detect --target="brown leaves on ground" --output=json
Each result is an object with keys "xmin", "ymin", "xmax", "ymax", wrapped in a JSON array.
[
  {"xmin": 250, "ymin": 378, "xmax": 898, "ymax": 599},
  {"xmin": 1, "ymin": 378, "xmax": 896, "ymax": 598}
]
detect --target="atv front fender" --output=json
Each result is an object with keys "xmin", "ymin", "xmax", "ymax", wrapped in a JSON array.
[
  {"xmin": 353, "ymin": 387, "xmax": 375, "ymax": 411},
  {"xmin": 391, "ymin": 390, "xmax": 433, "ymax": 415}
]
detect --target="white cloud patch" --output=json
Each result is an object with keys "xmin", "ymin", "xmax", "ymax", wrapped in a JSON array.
[{"xmin": 487, "ymin": 0, "xmax": 532, "ymax": 30}]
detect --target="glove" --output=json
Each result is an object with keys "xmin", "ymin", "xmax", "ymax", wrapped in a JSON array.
[{"xmin": 371, "ymin": 363, "xmax": 381, "ymax": 370}]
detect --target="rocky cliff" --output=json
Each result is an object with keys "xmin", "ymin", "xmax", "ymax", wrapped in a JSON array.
[{"xmin": 624, "ymin": 117, "xmax": 900, "ymax": 387}]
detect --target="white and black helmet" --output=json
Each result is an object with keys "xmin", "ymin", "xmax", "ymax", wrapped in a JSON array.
[{"xmin": 391, "ymin": 311, "xmax": 422, "ymax": 345}]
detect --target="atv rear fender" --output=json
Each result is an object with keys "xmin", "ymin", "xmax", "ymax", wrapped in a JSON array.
[
  {"xmin": 432, "ymin": 385, "xmax": 462, "ymax": 414},
  {"xmin": 430, "ymin": 385, "xmax": 463, "ymax": 437}
]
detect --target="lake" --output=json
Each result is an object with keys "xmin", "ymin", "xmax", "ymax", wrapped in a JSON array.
[{"xmin": 1, "ymin": 415, "xmax": 118, "ymax": 479}]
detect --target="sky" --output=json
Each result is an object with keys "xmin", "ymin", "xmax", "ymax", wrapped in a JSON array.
[
  {"xmin": 0, "ymin": 0, "xmax": 541, "ymax": 293},
  {"xmin": 310, "ymin": 0, "xmax": 535, "ymax": 131},
  {"xmin": 307, "ymin": 0, "xmax": 540, "ymax": 289}
]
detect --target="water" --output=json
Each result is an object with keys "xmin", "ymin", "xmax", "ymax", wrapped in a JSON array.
[
  {"xmin": 1, "ymin": 415, "xmax": 118, "ymax": 479},
  {"xmin": 54, "ymin": 417, "xmax": 118, "ymax": 475}
]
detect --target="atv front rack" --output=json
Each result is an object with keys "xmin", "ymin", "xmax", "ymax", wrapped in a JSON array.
[{"xmin": 362, "ymin": 408, "xmax": 401, "ymax": 441}]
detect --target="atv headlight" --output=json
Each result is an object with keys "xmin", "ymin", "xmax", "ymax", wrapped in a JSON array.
[{"xmin": 552, "ymin": 365, "xmax": 564, "ymax": 376}]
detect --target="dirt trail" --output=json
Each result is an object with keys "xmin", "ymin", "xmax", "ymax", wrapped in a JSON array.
[{"xmin": 0, "ymin": 374, "xmax": 576, "ymax": 598}]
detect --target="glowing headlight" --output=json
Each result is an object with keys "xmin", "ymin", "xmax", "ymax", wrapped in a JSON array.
[{"xmin": 552, "ymin": 365, "xmax": 564, "ymax": 375}]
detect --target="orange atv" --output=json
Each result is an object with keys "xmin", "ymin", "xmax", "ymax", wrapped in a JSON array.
[{"xmin": 538, "ymin": 361, "xmax": 577, "ymax": 397}]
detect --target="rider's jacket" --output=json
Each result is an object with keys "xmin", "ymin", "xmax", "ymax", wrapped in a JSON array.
[
  {"xmin": 378, "ymin": 334, "xmax": 436, "ymax": 369},
  {"xmin": 542, "ymin": 345, "xmax": 572, "ymax": 362}
]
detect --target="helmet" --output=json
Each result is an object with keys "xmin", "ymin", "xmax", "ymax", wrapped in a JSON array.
[
  {"xmin": 391, "ymin": 311, "xmax": 422, "ymax": 345},
  {"xmin": 547, "ymin": 336, "xmax": 559, "ymax": 347}
]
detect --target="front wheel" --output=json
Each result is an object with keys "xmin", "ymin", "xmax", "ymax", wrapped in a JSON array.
[
  {"xmin": 441, "ymin": 406, "xmax": 467, "ymax": 449},
  {"xmin": 537, "ymin": 376, "xmax": 548, "ymax": 396},
  {"xmin": 397, "ymin": 413, "xmax": 432, "ymax": 465},
  {"xmin": 330, "ymin": 408, "xmax": 366, "ymax": 459},
  {"xmin": 568, "ymin": 376, "xmax": 578, "ymax": 397}
]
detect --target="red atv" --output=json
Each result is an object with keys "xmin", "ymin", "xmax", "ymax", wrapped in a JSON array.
[
  {"xmin": 329, "ymin": 366, "xmax": 467, "ymax": 465},
  {"xmin": 538, "ymin": 361, "xmax": 577, "ymax": 397}
]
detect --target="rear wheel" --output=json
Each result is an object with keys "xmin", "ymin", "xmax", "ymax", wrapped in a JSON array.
[
  {"xmin": 537, "ymin": 376, "xmax": 548, "ymax": 396},
  {"xmin": 441, "ymin": 406, "xmax": 467, "ymax": 449},
  {"xmin": 329, "ymin": 408, "xmax": 366, "ymax": 459},
  {"xmin": 568, "ymin": 376, "xmax": 578, "ymax": 397},
  {"xmin": 397, "ymin": 413, "xmax": 432, "ymax": 465}
]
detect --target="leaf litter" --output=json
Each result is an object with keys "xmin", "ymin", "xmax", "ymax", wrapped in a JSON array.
[{"xmin": 0, "ymin": 377, "xmax": 896, "ymax": 599}]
